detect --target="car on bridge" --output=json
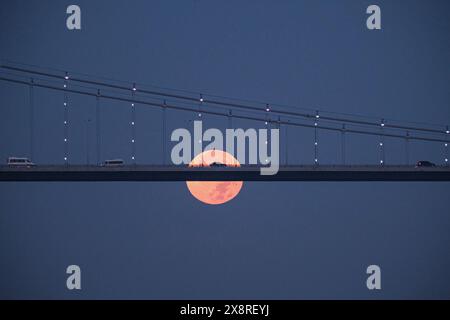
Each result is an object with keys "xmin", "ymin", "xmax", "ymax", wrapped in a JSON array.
[
  {"xmin": 7, "ymin": 157, "xmax": 35, "ymax": 167},
  {"xmin": 209, "ymin": 162, "xmax": 227, "ymax": 167},
  {"xmin": 102, "ymin": 159, "xmax": 124, "ymax": 167},
  {"xmin": 415, "ymin": 160, "xmax": 436, "ymax": 168}
]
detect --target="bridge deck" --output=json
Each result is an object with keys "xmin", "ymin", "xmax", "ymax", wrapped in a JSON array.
[{"xmin": 1, "ymin": 165, "xmax": 450, "ymax": 181}]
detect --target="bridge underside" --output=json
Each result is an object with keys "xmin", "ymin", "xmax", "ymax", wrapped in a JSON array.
[{"xmin": 1, "ymin": 165, "xmax": 450, "ymax": 181}]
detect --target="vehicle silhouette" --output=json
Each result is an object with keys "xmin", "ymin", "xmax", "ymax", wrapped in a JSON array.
[
  {"xmin": 102, "ymin": 159, "xmax": 124, "ymax": 167},
  {"xmin": 7, "ymin": 157, "xmax": 35, "ymax": 167},
  {"xmin": 415, "ymin": 160, "xmax": 436, "ymax": 168},
  {"xmin": 209, "ymin": 162, "xmax": 227, "ymax": 167}
]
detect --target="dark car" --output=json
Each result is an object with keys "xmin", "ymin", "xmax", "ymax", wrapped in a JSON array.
[
  {"xmin": 415, "ymin": 161, "xmax": 436, "ymax": 168},
  {"xmin": 102, "ymin": 159, "xmax": 124, "ymax": 167},
  {"xmin": 209, "ymin": 162, "xmax": 227, "ymax": 167}
]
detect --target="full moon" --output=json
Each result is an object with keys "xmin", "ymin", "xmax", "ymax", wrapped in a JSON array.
[{"xmin": 186, "ymin": 149, "xmax": 243, "ymax": 205}]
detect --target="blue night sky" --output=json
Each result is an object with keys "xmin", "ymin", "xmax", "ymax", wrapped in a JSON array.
[{"xmin": 0, "ymin": 0, "xmax": 449, "ymax": 299}]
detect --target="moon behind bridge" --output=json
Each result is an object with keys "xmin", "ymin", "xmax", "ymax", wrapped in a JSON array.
[{"xmin": 186, "ymin": 149, "xmax": 243, "ymax": 205}]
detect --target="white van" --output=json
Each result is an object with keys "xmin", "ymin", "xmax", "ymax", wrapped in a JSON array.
[{"xmin": 7, "ymin": 157, "xmax": 35, "ymax": 167}]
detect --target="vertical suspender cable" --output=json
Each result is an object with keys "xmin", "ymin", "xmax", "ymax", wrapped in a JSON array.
[
  {"xmin": 63, "ymin": 77, "xmax": 68, "ymax": 164},
  {"xmin": 131, "ymin": 83, "xmax": 136, "ymax": 164},
  {"xmin": 96, "ymin": 89, "xmax": 101, "ymax": 165},
  {"xmin": 29, "ymin": 77, "xmax": 34, "ymax": 161},
  {"xmin": 341, "ymin": 124, "xmax": 346, "ymax": 165}
]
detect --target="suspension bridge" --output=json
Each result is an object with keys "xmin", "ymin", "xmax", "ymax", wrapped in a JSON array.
[{"xmin": 0, "ymin": 61, "xmax": 449, "ymax": 181}]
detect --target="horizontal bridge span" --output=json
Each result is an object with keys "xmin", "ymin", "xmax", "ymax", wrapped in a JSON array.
[{"xmin": 1, "ymin": 165, "xmax": 450, "ymax": 181}]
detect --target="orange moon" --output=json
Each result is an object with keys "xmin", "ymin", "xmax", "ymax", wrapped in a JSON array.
[{"xmin": 186, "ymin": 149, "xmax": 243, "ymax": 205}]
